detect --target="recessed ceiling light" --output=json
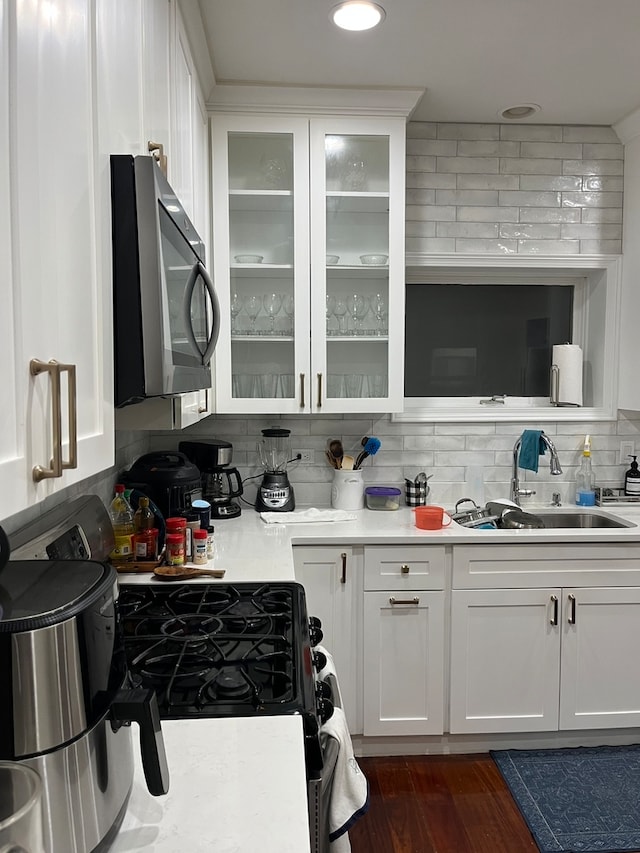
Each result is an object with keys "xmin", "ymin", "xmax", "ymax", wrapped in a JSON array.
[
  {"xmin": 499, "ymin": 104, "xmax": 541, "ymax": 120},
  {"xmin": 331, "ymin": 1, "xmax": 386, "ymax": 31}
]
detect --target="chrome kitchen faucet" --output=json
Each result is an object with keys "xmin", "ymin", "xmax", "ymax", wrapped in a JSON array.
[{"xmin": 510, "ymin": 434, "xmax": 563, "ymax": 506}]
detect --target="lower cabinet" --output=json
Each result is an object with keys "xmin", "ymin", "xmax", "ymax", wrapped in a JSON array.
[
  {"xmin": 362, "ymin": 545, "xmax": 446, "ymax": 736},
  {"xmin": 450, "ymin": 586, "xmax": 640, "ymax": 734},
  {"xmin": 292, "ymin": 545, "xmax": 363, "ymax": 733}
]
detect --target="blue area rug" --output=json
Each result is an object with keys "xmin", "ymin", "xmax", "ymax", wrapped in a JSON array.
[{"xmin": 491, "ymin": 745, "xmax": 640, "ymax": 852}]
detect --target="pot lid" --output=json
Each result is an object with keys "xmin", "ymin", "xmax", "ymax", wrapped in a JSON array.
[{"xmin": 0, "ymin": 560, "xmax": 115, "ymax": 633}]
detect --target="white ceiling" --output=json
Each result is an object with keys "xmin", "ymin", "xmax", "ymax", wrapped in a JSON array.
[{"xmin": 198, "ymin": 0, "xmax": 640, "ymax": 126}]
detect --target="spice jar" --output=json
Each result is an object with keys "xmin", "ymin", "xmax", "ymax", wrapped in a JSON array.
[
  {"xmin": 132, "ymin": 527, "xmax": 159, "ymax": 561},
  {"xmin": 206, "ymin": 525, "xmax": 215, "ymax": 560},
  {"xmin": 165, "ymin": 517, "xmax": 187, "ymax": 555},
  {"xmin": 165, "ymin": 533, "xmax": 185, "ymax": 566},
  {"xmin": 192, "ymin": 529, "xmax": 208, "ymax": 565}
]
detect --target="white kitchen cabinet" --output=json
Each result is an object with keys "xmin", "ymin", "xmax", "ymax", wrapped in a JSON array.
[
  {"xmin": 450, "ymin": 586, "xmax": 640, "ymax": 734},
  {"xmin": 362, "ymin": 546, "xmax": 445, "ymax": 736},
  {"xmin": 293, "ymin": 546, "xmax": 363, "ymax": 734},
  {"xmin": 1, "ymin": 0, "xmax": 115, "ymax": 522},
  {"xmin": 211, "ymin": 114, "xmax": 407, "ymax": 414}
]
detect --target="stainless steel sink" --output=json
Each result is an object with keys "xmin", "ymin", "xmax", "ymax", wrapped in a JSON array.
[{"xmin": 535, "ymin": 512, "xmax": 633, "ymax": 529}]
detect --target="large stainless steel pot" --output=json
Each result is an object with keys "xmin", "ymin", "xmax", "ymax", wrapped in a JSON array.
[
  {"xmin": 499, "ymin": 508, "xmax": 545, "ymax": 529},
  {"xmin": 0, "ymin": 559, "xmax": 169, "ymax": 852},
  {"xmin": 452, "ymin": 498, "xmax": 496, "ymax": 527}
]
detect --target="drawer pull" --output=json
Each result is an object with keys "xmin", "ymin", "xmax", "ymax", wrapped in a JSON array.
[
  {"xmin": 400, "ymin": 564, "xmax": 410, "ymax": 574},
  {"xmin": 340, "ymin": 552, "xmax": 347, "ymax": 584},
  {"xmin": 550, "ymin": 594, "xmax": 558, "ymax": 626},
  {"xmin": 389, "ymin": 597, "xmax": 419, "ymax": 606},
  {"xmin": 567, "ymin": 593, "xmax": 576, "ymax": 624}
]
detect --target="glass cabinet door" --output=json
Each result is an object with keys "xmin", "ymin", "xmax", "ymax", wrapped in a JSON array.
[
  {"xmin": 310, "ymin": 118, "xmax": 406, "ymax": 413},
  {"xmin": 211, "ymin": 117, "xmax": 310, "ymax": 412}
]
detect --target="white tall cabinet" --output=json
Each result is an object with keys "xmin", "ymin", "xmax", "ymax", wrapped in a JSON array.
[{"xmin": 210, "ymin": 111, "xmax": 408, "ymax": 414}]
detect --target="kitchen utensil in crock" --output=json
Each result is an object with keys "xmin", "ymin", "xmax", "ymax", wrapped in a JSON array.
[
  {"xmin": 499, "ymin": 508, "xmax": 545, "ymax": 529},
  {"xmin": 328, "ymin": 439, "xmax": 344, "ymax": 468},
  {"xmin": 354, "ymin": 436, "xmax": 381, "ymax": 469},
  {"xmin": 153, "ymin": 565, "xmax": 226, "ymax": 580},
  {"xmin": 452, "ymin": 498, "xmax": 493, "ymax": 525}
]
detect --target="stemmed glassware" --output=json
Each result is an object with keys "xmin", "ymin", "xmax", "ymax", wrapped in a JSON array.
[
  {"xmin": 333, "ymin": 296, "xmax": 348, "ymax": 334},
  {"xmin": 244, "ymin": 295, "xmax": 261, "ymax": 333},
  {"xmin": 347, "ymin": 293, "xmax": 368, "ymax": 335},
  {"xmin": 371, "ymin": 292, "xmax": 387, "ymax": 336},
  {"xmin": 326, "ymin": 294, "xmax": 336, "ymax": 334},
  {"xmin": 230, "ymin": 292, "xmax": 243, "ymax": 334},
  {"xmin": 263, "ymin": 292, "xmax": 283, "ymax": 334},
  {"xmin": 283, "ymin": 294, "xmax": 295, "ymax": 335}
]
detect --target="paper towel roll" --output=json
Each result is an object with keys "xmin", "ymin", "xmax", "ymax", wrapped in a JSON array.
[{"xmin": 551, "ymin": 344, "xmax": 583, "ymax": 406}]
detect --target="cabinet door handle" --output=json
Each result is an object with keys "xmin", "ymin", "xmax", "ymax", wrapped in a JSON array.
[
  {"xmin": 317, "ymin": 373, "xmax": 323, "ymax": 408},
  {"xmin": 59, "ymin": 362, "xmax": 78, "ymax": 471},
  {"xmin": 550, "ymin": 594, "xmax": 558, "ymax": 626},
  {"xmin": 299, "ymin": 373, "xmax": 305, "ymax": 408},
  {"xmin": 401, "ymin": 564, "xmax": 410, "ymax": 574},
  {"xmin": 389, "ymin": 597, "xmax": 420, "ymax": 606},
  {"xmin": 567, "ymin": 593, "xmax": 576, "ymax": 624},
  {"xmin": 340, "ymin": 552, "xmax": 347, "ymax": 584}
]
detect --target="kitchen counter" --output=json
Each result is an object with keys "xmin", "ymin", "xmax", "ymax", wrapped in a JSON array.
[{"xmin": 111, "ymin": 717, "xmax": 310, "ymax": 853}]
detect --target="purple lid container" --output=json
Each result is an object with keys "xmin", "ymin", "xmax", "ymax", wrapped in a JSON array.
[{"xmin": 364, "ymin": 487, "xmax": 402, "ymax": 497}]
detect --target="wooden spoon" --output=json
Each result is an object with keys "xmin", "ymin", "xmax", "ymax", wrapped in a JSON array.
[
  {"xmin": 154, "ymin": 565, "xmax": 226, "ymax": 580},
  {"xmin": 328, "ymin": 439, "xmax": 344, "ymax": 467}
]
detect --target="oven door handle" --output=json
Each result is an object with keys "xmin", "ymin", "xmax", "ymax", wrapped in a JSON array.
[{"xmin": 111, "ymin": 687, "xmax": 170, "ymax": 796}]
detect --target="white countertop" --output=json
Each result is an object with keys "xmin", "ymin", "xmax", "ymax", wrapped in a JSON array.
[
  {"xmin": 111, "ymin": 717, "xmax": 310, "ymax": 853},
  {"xmin": 113, "ymin": 500, "xmax": 640, "ymax": 852}
]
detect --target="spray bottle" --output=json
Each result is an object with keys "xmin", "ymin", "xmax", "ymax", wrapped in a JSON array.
[{"xmin": 575, "ymin": 435, "xmax": 596, "ymax": 506}]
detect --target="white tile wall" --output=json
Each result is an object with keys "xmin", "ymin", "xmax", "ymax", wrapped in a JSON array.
[{"xmin": 406, "ymin": 122, "xmax": 623, "ymax": 255}]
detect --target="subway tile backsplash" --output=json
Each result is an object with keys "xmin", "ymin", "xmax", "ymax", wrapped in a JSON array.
[{"xmin": 406, "ymin": 121, "xmax": 623, "ymax": 255}]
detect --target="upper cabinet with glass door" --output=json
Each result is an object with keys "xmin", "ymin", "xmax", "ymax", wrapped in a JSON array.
[
  {"xmin": 310, "ymin": 118, "xmax": 406, "ymax": 413},
  {"xmin": 211, "ymin": 113, "xmax": 407, "ymax": 414}
]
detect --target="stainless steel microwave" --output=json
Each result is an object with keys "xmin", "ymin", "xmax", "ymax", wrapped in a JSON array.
[{"xmin": 110, "ymin": 155, "xmax": 220, "ymax": 408}]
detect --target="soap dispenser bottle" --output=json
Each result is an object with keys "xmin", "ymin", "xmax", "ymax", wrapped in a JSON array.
[
  {"xmin": 624, "ymin": 455, "xmax": 640, "ymax": 497},
  {"xmin": 575, "ymin": 435, "xmax": 596, "ymax": 506}
]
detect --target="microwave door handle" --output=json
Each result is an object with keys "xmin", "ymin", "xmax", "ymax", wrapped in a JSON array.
[
  {"xmin": 199, "ymin": 263, "xmax": 220, "ymax": 365},
  {"xmin": 182, "ymin": 262, "xmax": 220, "ymax": 365}
]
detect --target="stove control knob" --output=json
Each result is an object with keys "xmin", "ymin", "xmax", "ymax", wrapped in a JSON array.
[
  {"xmin": 316, "ymin": 680, "xmax": 332, "ymax": 702},
  {"xmin": 317, "ymin": 696, "xmax": 334, "ymax": 726},
  {"xmin": 312, "ymin": 650, "xmax": 327, "ymax": 672},
  {"xmin": 308, "ymin": 616, "xmax": 324, "ymax": 647}
]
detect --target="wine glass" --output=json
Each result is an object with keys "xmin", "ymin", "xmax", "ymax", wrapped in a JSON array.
[
  {"xmin": 263, "ymin": 292, "xmax": 283, "ymax": 334},
  {"xmin": 326, "ymin": 294, "xmax": 336, "ymax": 335},
  {"xmin": 333, "ymin": 296, "xmax": 348, "ymax": 335},
  {"xmin": 230, "ymin": 292, "xmax": 243, "ymax": 334},
  {"xmin": 346, "ymin": 293, "xmax": 368, "ymax": 335},
  {"xmin": 283, "ymin": 294, "xmax": 295, "ymax": 335},
  {"xmin": 371, "ymin": 293, "xmax": 387, "ymax": 336},
  {"xmin": 244, "ymin": 295, "xmax": 261, "ymax": 333}
]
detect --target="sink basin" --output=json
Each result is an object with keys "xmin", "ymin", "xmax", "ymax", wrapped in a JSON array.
[{"xmin": 535, "ymin": 512, "xmax": 633, "ymax": 529}]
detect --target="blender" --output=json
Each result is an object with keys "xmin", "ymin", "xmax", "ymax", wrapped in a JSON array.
[{"xmin": 255, "ymin": 428, "xmax": 295, "ymax": 512}]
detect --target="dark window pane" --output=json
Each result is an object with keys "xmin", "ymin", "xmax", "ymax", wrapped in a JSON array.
[{"xmin": 404, "ymin": 284, "xmax": 573, "ymax": 397}]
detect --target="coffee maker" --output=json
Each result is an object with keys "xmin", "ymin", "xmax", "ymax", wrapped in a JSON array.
[
  {"xmin": 255, "ymin": 427, "xmax": 295, "ymax": 512},
  {"xmin": 179, "ymin": 440, "xmax": 243, "ymax": 519}
]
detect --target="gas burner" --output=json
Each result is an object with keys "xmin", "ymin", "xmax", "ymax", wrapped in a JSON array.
[
  {"xmin": 260, "ymin": 590, "xmax": 291, "ymax": 614},
  {"xmin": 225, "ymin": 600, "xmax": 271, "ymax": 634},
  {"xmin": 205, "ymin": 668, "xmax": 255, "ymax": 701},
  {"xmin": 160, "ymin": 614, "xmax": 223, "ymax": 642},
  {"xmin": 136, "ymin": 652, "xmax": 214, "ymax": 688}
]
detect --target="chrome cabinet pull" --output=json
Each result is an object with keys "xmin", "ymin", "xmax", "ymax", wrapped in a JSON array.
[
  {"xmin": 299, "ymin": 373, "xmax": 306, "ymax": 408},
  {"xmin": 401, "ymin": 564, "xmax": 410, "ymax": 574},
  {"xmin": 389, "ymin": 597, "xmax": 419, "ymax": 606},
  {"xmin": 567, "ymin": 593, "xmax": 577, "ymax": 624},
  {"xmin": 550, "ymin": 594, "xmax": 558, "ymax": 626},
  {"xmin": 30, "ymin": 359, "xmax": 78, "ymax": 481},
  {"xmin": 317, "ymin": 373, "xmax": 323, "ymax": 408},
  {"xmin": 340, "ymin": 552, "xmax": 347, "ymax": 584}
]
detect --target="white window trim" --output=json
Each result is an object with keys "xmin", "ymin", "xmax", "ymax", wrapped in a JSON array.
[{"xmin": 394, "ymin": 253, "xmax": 622, "ymax": 424}]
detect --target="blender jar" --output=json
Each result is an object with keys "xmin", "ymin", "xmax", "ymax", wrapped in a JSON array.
[{"xmin": 257, "ymin": 428, "xmax": 292, "ymax": 473}]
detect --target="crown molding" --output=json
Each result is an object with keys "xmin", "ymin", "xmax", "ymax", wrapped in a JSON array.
[{"xmin": 206, "ymin": 84, "xmax": 424, "ymax": 119}]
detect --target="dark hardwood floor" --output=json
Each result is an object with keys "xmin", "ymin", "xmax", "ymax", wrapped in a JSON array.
[{"xmin": 349, "ymin": 754, "xmax": 539, "ymax": 853}]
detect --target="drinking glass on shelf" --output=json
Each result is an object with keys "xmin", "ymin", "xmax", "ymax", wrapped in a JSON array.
[
  {"xmin": 326, "ymin": 294, "xmax": 336, "ymax": 335},
  {"xmin": 263, "ymin": 292, "xmax": 283, "ymax": 334},
  {"xmin": 347, "ymin": 293, "xmax": 369, "ymax": 335},
  {"xmin": 283, "ymin": 294, "xmax": 295, "ymax": 335},
  {"xmin": 333, "ymin": 296, "xmax": 348, "ymax": 334},
  {"xmin": 344, "ymin": 374, "xmax": 364, "ymax": 398},
  {"xmin": 244, "ymin": 295, "xmax": 261, "ymax": 333},
  {"xmin": 371, "ymin": 293, "xmax": 387, "ymax": 336},
  {"xmin": 230, "ymin": 292, "xmax": 243, "ymax": 334}
]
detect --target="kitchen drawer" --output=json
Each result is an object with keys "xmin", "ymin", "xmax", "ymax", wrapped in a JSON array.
[{"xmin": 364, "ymin": 545, "xmax": 447, "ymax": 591}]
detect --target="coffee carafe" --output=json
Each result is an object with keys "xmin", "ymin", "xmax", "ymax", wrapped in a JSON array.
[
  {"xmin": 179, "ymin": 440, "xmax": 243, "ymax": 519},
  {"xmin": 255, "ymin": 428, "xmax": 295, "ymax": 512}
]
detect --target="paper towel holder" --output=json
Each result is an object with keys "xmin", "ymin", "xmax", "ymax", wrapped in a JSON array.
[{"xmin": 550, "ymin": 363, "xmax": 581, "ymax": 407}]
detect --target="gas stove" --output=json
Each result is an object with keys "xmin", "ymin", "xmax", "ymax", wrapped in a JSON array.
[{"xmin": 117, "ymin": 581, "xmax": 330, "ymax": 779}]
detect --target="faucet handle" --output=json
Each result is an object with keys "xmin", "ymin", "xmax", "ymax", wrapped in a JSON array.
[
  {"xmin": 552, "ymin": 492, "xmax": 562, "ymax": 507},
  {"xmin": 518, "ymin": 488, "xmax": 536, "ymax": 498}
]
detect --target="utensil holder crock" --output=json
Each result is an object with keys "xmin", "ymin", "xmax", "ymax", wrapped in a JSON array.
[{"xmin": 331, "ymin": 469, "xmax": 364, "ymax": 510}]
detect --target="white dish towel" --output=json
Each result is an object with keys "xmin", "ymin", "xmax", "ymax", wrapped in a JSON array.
[
  {"xmin": 315, "ymin": 644, "xmax": 344, "ymax": 707},
  {"xmin": 259, "ymin": 508, "xmax": 357, "ymax": 524},
  {"xmin": 320, "ymin": 707, "xmax": 369, "ymax": 852}
]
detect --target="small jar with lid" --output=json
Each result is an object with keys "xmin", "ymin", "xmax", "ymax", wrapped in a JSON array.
[
  {"xmin": 165, "ymin": 533, "xmax": 185, "ymax": 566},
  {"xmin": 192, "ymin": 529, "xmax": 208, "ymax": 565},
  {"xmin": 206, "ymin": 525, "xmax": 215, "ymax": 560},
  {"xmin": 165, "ymin": 517, "xmax": 187, "ymax": 556}
]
